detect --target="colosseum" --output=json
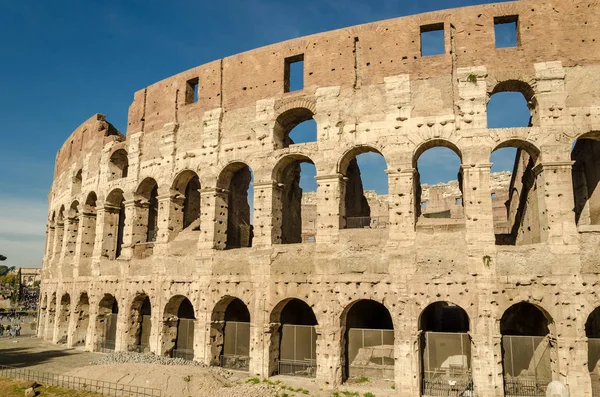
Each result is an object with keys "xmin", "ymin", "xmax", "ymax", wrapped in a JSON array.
[{"xmin": 38, "ymin": 0, "xmax": 600, "ymax": 395}]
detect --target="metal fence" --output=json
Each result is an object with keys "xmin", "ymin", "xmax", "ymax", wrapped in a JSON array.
[
  {"xmin": 279, "ymin": 324, "xmax": 317, "ymax": 378},
  {"xmin": 346, "ymin": 216, "xmax": 389, "ymax": 229},
  {"xmin": 221, "ymin": 321, "xmax": 250, "ymax": 371},
  {"xmin": 96, "ymin": 340, "xmax": 116, "ymax": 353},
  {"xmin": 422, "ymin": 378, "xmax": 474, "ymax": 397},
  {"xmin": 422, "ymin": 332, "xmax": 472, "ymax": 396},
  {"xmin": 171, "ymin": 348, "xmax": 194, "ymax": 360},
  {"xmin": 589, "ymin": 338, "xmax": 600, "ymax": 395},
  {"xmin": 0, "ymin": 364, "xmax": 161, "ymax": 397},
  {"xmin": 347, "ymin": 328, "xmax": 394, "ymax": 380},
  {"xmin": 502, "ymin": 335, "xmax": 551, "ymax": 397}
]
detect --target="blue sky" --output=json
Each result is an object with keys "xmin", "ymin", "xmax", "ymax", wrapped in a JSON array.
[{"xmin": 0, "ymin": 0, "xmax": 520, "ymax": 267}]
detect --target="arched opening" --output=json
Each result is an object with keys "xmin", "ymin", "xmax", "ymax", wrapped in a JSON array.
[
  {"xmin": 273, "ymin": 155, "xmax": 318, "ymax": 244},
  {"xmin": 64, "ymin": 201, "xmax": 80, "ymax": 264},
  {"xmin": 491, "ymin": 142, "xmax": 541, "ymax": 245},
  {"xmin": 73, "ymin": 292, "xmax": 89, "ymax": 347},
  {"xmin": 127, "ymin": 294, "xmax": 152, "ymax": 353},
  {"xmin": 135, "ymin": 178, "xmax": 159, "ymax": 243},
  {"xmin": 56, "ymin": 293, "xmax": 71, "ymax": 344},
  {"xmin": 274, "ymin": 107, "xmax": 316, "ymax": 148},
  {"xmin": 45, "ymin": 293, "xmax": 56, "ymax": 340},
  {"xmin": 54, "ymin": 206, "xmax": 66, "ymax": 259},
  {"xmin": 79, "ymin": 192, "xmax": 97, "ymax": 276},
  {"xmin": 73, "ymin": 169, "xmax": 82, "ymax": 194},
  {"xmin": 109, "ymin": 149, "xmax": 129, "ymax": 180},
  {"xmin": 217, "ymin": 162, "xmax": 254, "ymax": 249},
  {"xmin": 269, "ymin": 298, "xmax": 318, "ymax": 377},
  {"xmin": 586, "ymin": 307, "xmax": 600, "ymax": 393},
  {"xmin": 162, "ymin": 296, "xmax": 195, "ymax": 360},
  {"xmin": 339, "ymin": 147, "xmax": 389, "ymax": 230},
  {"xmin": 414, "ymin": 142, "xmax": 464, "ymax": 227},
  {"xmin": 419, "ymin": 302, "xmax": 473, "ymax": 396},
  {"xmin": 343, "ymin": 300, "xmax": 394, "ymax": 382},
  {"xmin": 172, "ymin": 170, "xmax": 201, "ymax": 233},
  {"xmin": 104, "ymin": 189, "xmax": 126, "ymax": 259},
  {"xmin": 210, "ymin": 297, "xmax": 251, "ymax": 370},
  {"xmin": 487, "ymin": 80, "xmax": 536, "ymax": 129},
  {"xmin": 96, "ymin": 294, "xmax": 118, "ymax": 351},
  {"xmin": 571, "ymin": 133, "xmax": 600, "ymax": 226},
  {"xmin": 500, "ymin": 302, "xmax": 553, "ymax": 396}
]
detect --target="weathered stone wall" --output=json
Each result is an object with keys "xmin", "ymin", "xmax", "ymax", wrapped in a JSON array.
[{"xmin": 40, "ymin": 1, "xmax": 600, "ymax": 396}]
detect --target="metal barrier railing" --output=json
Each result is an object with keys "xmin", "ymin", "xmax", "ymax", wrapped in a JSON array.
[
  {"xmin": 220, "ymin": 354, "xmax": 250, "ymax": 371},
  {"xmin": 171, "ymin": 349, "xmax": 194, "ymax": 360},
  {"xmin": 0, "ymin": 364, "xmax": 161, "ymax": 397},
  {"xmin": 278, "ymin": 359, "xmax": 316, "ymax": 378},
  {"xmin": 96, "ymin": 340, "xmax": 116, "ymax": 353},
  {"xmin": 593, "ymin": 386, "xmax": 600, "ymax": 397},
  {"xmin": 504, "ymin": 378, "xmax": 549, "ymax": 397},
  {"xmin": 422, "ymin": 378, "xmax": 474, "ymax": 396},
  {"xmin": 346, "ymin": 216, "xmax": 388, "ymax": 229}
]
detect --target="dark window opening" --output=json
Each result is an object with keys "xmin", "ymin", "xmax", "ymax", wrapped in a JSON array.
[
  {"xmin": 420, "ymin": 23, "xmax": 445, "ymax": 56},
  {"xmin": 572, "ymin": 138, "xmax": 600, "ymax": 226},
  {"xmin": 494, "ymin": 15, "xmax": 519, "ymax": 48},
  {"xmin": 284, "ymin": 54, "xmax": 304, "ymax": 93},
  {"xmin": 183, "ymin": 175, "xmax": 201, "ymax": 229},
  {"xmin": 226, "ymin": 165, "xmax": 254, "ymax": 249},
  {"xmin": 186, "ymin": 77, "xmax": 199, "ymax": 104},
  {"xmin": 147, "ymin": 184, "xmax": 159, "ymax": 242},
  {"xmin": 109, "ymin": 149, "xmax": 128, "ymax": 180},
  {"xmin": 116, "ymin": 199, "xmax": 126, "ymax": 259}
]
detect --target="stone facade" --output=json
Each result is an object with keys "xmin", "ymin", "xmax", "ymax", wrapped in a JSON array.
[{"xmin": 39, "ymin": 0, "xmax": 600, "ymax": 395}]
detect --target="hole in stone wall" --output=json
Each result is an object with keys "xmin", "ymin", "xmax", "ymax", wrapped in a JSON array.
[
  {"xmin": 571, "ymin": 135, "xmax": 600, "ymax": 226},
  {"xmin": 73, "ymin": 169, "xmax": 82, "ymax": 194},
  {"xmin": 284, "ymin": 54, "xmax": 304, "ymax": 93},
  {"xmin": 494, "ymin": 15, "xmax": 519, "ymax": 48},
  {"xmin": 186, "ymin": 77, "xmax": 199, "ymax": 104},
  {"xmin": 218, "ymin": 163, "xmax": 254, "ymax": 250},
  {"xmin": 420, "ymin": 23, "xmax": 445, "ymax": 56},
  {"xmin": 487, "ymin": 92, "xmax": 531, "ymax": 129},
  {"xmin": 109, "ymin": 149, "xmax": 129, "ymax": 180}
]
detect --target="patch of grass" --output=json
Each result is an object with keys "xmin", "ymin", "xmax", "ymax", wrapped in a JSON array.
[
  {"xmin": 356, "ymin": 376, "xmax": 369, "ymax": 384},
  {"xmin": 391, "ymin": 384, "xmax": 395, "ymax": 389},
  {"xmin": 342, "ymin": 392, "xmax": 360, "ymax": 397},
  {"xmin": 364, "ymin": 393, "xmax": 376, "ymax": 397},
  {"xmin": 246, "ymin": 377, "xmax": 261, "ymax": 384},
  {"xmin": 183, "ymin": 375, "xmax": 191, "ymax": 382},
  {"xmin": 467, "ymin": 73, "xmax": 478, "ymax": 84}
]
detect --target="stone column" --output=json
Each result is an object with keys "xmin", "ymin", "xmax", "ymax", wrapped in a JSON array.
[
  {"xmin": 74, "ymin": 212, "xmax": 97, "ymax": 277},
  {"xmin": 470, "ymin": 317, "xmax": 503, "ymax": 397},
  {"xmin": 396, "ymin": 330, "xmax": 420, "ymax": 396},
  {"xmin": 387, "ymin": 169, "xmax": 417, "ymax": 244},
  {"xmin": 45, "ymin": 224, "xmax": 55, "ymax": 262},
  {"xmin": 156, "ymin": 193, "xmax": 182, "ymax": 244},
  {"xmin": 315, "ymin": 322, "xmax": 343, "ymax": 387},
  {"xmin": 198, "ymin": 188, "xmax": 228, "ymax": 252},
  {"xmin": 462, "ymin": 164, "xmax": 496, "ymax": 248},
  {"xmin": 51, "ymin": 219, "xmax": 65, "ymax": 275},
  {"xmin": 315, "ymin": 174, "xmax": 345, "ymax": 245},
  {"xmin": 252, "ymin": 181, "xmax": 282, "ymax": 247},
  {"xmin": 536, "ymin": 161, "xmax": 578, "ymax": 245},
  {"xmin": 66, "ymin": 307, "xmax": 78, "ymax": 348},
  {"xmin": 120, "ymin": 199, "xmax": 146, "ymax": 260},
  {"xmin": 193, "ymin": 311, "xmax": 208, "ymax": 364},
  {"xmin": 93, "ymin": 205, "xmax": 120, "ymax": 262}
]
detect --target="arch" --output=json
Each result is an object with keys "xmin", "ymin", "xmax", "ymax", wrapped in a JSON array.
[
  {"xmin": 96, "ymin": 294, "xmax": 118, "ymax": 351},
  {"xmin": 162, "ymin": 295, "xmax": 195, "ymax": 360},
  {"xmin": 500, "ymin": 302, "xmax": 554, "ymax": 393},
  {"xmin": 413, "ymin": 139, "xmax": 462, "ymax": 169},
  {"xmin": 341, "ymin": 299, "xmax": 394, "ymax": 382},
  {"xmin": 109, "ymin": 149, "xmax": 128, "ymax": 180},
  {"xmin": 105, "ymin": 188, "xmax": 125, "ymax": 207},
  {"xmin": 268, "ymin": 298, "xmax": 318, "ymax": 377},
  {"xmin": 586, "ymin": 308, "xmax": 600, "ymax": 389},
  {"xmin": 79, "ymin": 192, "xmax": 97, "ymax": 275},
  {"xmin": 274, "ymin": 106, "xmax": 316, "ymax": 148},
  {"xmin": 56, "ymin": 293, "xmax": 71, "ymax": 344},
  {"xmin": 572, "ymin": 135, "xmax": 600, "ymax": 226},
  {"xmin": 210, "ymin": 296, "xmax": 251, "ymax": 370},
  {"xmin": 73, "ymin": 169, "xmax": 83, "ymax": 194},
  {"xmin": 272, "ymin": 154, "xmax": 317, "ymax": 244},
  {"xmin": 135, "ymin": 178, "xmax": 159, "ymax": 243},
  {"xmin": 338, "ymin": 145, "xmax": 386, "ymax": 176},
  {"xmin": 103, "ymin": 189, "xmax": 126, "ymax": 259},
  {"xmin": 172, "ymin": 170, "xmax": 201, "ymax": 231},
  {"xmin": 126, "ymin": 293, "xmax": 152, "ymax": 352},
  {"xmin": 85, "ymin": 192, "xmax": 97, "ymax": 211},
  {"xmin": 489, "ymin": 79, "xmax": 536, "ymax": 104},
  {"xmin": 72, "ymin": 292, "xmax": 90, "ymax": 347},
  {"xmin": 419, "ymin": 302, "xmax": 473, "ymax": 396},
  {"xmin": 216, "ymin": 162, "xmax": 254, "ymax": 249}
]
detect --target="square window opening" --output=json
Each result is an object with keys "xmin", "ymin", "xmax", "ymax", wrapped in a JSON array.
[
  {"xmin": 494, "ymin": 15, "xmax": 519, "ymax": 48},
  {"xmin": 456, "ymin": 197, "xmax": 462, "ymax": 206},
  {"xmin": 491, "ymin": 192, "xmax": 497, "ymax": 200},
  {"xmin": 185, "ymin": 77, "xmax": 199, "ymax": 104},
  {"xmin": 420, "ymin": 23, "xmax": 445, "ymax": 56},
  {"xmin": 284, "ymin": 54, "xmax": 304, "ymax": 93},
  {"xmin": 421, "ymin": 201, "xmax": 428, "ymax": 210}
]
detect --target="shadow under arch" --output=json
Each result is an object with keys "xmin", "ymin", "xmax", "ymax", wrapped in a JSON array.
[
  {"xmin": 171, "ymin": 169, "xmax": 201, "ymax": 231},
  {"xmin": 56, "ymin": 293, "xmax": 71, "ymax": 344},
  {"xmin": 125, "ymin": 293, "xmax": 152, "ymax": 352},
  {"xmin": 72, "ymin": 292, "xmax": 90, "ymax": 347},
  {"xmin": 162, "ymin": 295, "xmax": 195, "ymax": 360},
  {"xmin": 96, "ymin": 294, "xmax": 118, "ymax": 352},
  {"xmin": 572, "ymin": 132, "xmax": 600, "ymax": 226},
  {"xmin": 269, "ymin": 298, "xmax": 318, "ymax": 377},
  {"xmin": 341, "ymin": 299, "xmax": 394, "ymax": 382},
  {"xmin": 210, "ymin": 296, "xmax": 251, "ymax": 369}
]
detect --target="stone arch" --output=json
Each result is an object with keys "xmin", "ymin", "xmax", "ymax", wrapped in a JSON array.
[
  {"xmin": 341, "ymin": 299, "xmax": 394, "ymax": 382},
  {"xmin": 419, "ymin": 302, "xmax": 473, "ymax": 396},
  {"xmin": 216, "ymin": 162, "xmax": 253, "ymax": 249},
  {"xmin": 571, "ymin": 131, "xmax": 600, "ymax": 226},
  {"xmin": 412, "ymin": 139, "xmax": 462, "ymax": 169},
  {"xmin": 56, "ymin": 293, "xmax": 71, "ymax": 344},
  {"xmin": 171, "ymin": 169, "xmax": 201, "ymax": 231},
  {"xmin": 490, "ymin": 138, "xmax": 542, "ymax": 246},
  {"xmin": 73, "ymin": 169, "xmax": 83, "ymax": 194},
  {"xmin": 103, "ymin": 189, "xmax": 126, "ymax": 259},
  {"xmin": 78, "ymin": 192, "xmax": 97, "ymax": 275},
  {"xmin": 272, "ymin": 154, "xmax": 317, "ymax": 244},
  {"xmin": 72, "ymin": 292, "xmax": 90, "ymax": 347},
  {"xmin": 109, "ymin": 148, "xmax": 128, "ymax": 180},
  {"xmin": 96, "ymin": 293, "xmax": 118, "ymax": 351},
  {"xmin": 210, "ymin": 296, "xmax": 251, "ymax": 369},
  {"xmin": 586, "ymin": 307, "xmax": 600, "ymax": 391},
  {"xmin": 63, "ymin": 201, "xmax": 80, "ymax": 263},
  {"xmin": 274, "ymin": 106, "xmax": 317, "ymax": 148},
  {"xmin": 53, "ymin": 205, "xmax": 66, "ymax": 258},
  {"xmin": 135, "ymin": 177, "xmax": 159, "ymax": 243},
  {"xmin": 125, "ymin": 293, "xmax": 152, "ymax": 352},
  {"xmin": 500, "ymin": 302, "xmax": 554, "ymax": 392},
  {"xmin": 269, "ymin": 298, "xmax": 318, "ymax": 377},
  {"xmin": 162, "ymin": 295, "xmax": 195, "ymax": 359},
  {"xmin": 488, "ymin": 79, "xmax": 538, "ymax": 127}
]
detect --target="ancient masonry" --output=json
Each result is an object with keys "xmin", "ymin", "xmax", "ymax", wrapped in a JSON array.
[{"xmin": 39, "ymin": 0, "xmax": 600, "ymax": 395}]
